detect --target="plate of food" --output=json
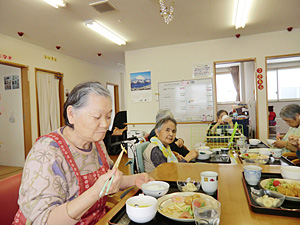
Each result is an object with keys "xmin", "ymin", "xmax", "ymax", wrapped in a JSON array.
[
  {"xmin": 240, "ymin": 153, "xmax": 269, "ymax": 164},
  {"xmin": 157, "ymin": 192, "xmax": 218, "ymax": 222},
  {"xmin": 260, "ymin": 178, "xmax": 300, "ymax": 202}
]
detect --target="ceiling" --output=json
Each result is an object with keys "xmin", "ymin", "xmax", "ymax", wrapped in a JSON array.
[{"xmin": 0, "ymin": 0, "xmax": 299, "ymax": 72}]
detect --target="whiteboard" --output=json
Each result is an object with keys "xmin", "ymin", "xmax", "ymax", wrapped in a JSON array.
[{"xmin": 158, "ymin": 79, "xmax": 214, "ymax": 122}]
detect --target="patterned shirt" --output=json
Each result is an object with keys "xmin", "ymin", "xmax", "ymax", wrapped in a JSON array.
[{"xmin": 18, "ymin": 129, "xmax": 113, "ymax": 224}]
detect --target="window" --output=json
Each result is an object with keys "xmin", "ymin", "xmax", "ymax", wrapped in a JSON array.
[
  {"xmin": 267, "ymin": 67, "xmax": 300, "ymax": 101},
  {"xmin": 216, "ymin": 73, "xmax": 237, "ymax": 103}
]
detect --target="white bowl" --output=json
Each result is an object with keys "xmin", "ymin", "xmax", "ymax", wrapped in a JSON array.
[
  {"xmin": 281, "ymin": 166, "xmax": 300, "ymax": 180},
  {"xmin": 196, "ymin": 146, "xmax": 210, "ymax": 151},
  {"xmin": 259, "ymin": 148, "xmax": 271, "ymax": 156},
  {"xmin": 249, "ymin": 139, "xmax": 260, "ymax": 145},
  {"xmin": 141, "ymin": 181, "xmax": 169, "ymax": 198},
  {"xmin": 197, "ymin": 150, "xmax": 212, "ymax": 160},
  {"xmin": 126, "ymin": 194, "xmax": 157, "ymax": 223},
  {"xmin": 267, "ymin": 139, "xmax": 276, "ymax": 146}
]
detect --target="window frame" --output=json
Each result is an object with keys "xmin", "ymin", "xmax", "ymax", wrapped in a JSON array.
[{"xmin": 267, "ymin": 65, "xmax": 300, "ymax": 102}]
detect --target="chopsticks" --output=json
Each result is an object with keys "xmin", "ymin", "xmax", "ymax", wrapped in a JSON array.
[{"xmin": 99, "ymin": 144, "xmax": 127, "ymax": 197}]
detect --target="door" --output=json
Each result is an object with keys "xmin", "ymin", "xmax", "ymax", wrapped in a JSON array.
[
  {"xmin": 0, "ymin": 62, "xmax": 31, "ymax": 166},
  {"xmin": 214, "ymin": 58, "xmax": 257, "ymax": 138},
  {"xmin": 35, "ymin": 69, "xmax": 64, "ymax": 136}
]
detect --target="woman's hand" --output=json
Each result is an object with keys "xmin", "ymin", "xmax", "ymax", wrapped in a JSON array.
[
  {"xmin": 92, "ymin": 168, "xmax": 122, "ymax": 198},
  {"xmin": 135, "ymin": 173, "xmax": 155, "ymax": 189},
  {"xmin": 173, "ymin": 151, "xmax": 184, "ymax": 161},
  {"xmin": 288, "ymin": 135, "xmax": 300, "ymax": 148},
  {"xmin": 184, "ymin": 149, "xmax": 198, "ymax": 162},
  {"xmin": 273, "ymin": 140, "xmax": 286, "ymax": 148},
  {"xmin": 175, "ymin": 138, "xmax": 184, "ymax": 148}
]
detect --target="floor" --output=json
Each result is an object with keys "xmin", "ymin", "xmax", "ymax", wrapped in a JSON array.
[
  {"xmin": 0, "ymin": 154, "xmax": 131, "ymax": 180},
  {"xmin": 0, "ymin": 165, "xmax": 23, "ymax": 180}
]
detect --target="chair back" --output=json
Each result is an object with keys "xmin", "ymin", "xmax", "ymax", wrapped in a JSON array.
[
  {"xmin": 0, "ymin": 173, "xmax": 22, "ymax": 225},
  {"xmin": 136, "ymin": 142, "xmax": 150, "ymax": 173}
]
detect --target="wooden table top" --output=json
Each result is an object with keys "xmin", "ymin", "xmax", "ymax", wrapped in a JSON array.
[{"xmin": 97, "ymin": 162, "xmax": 299, "ymax": 225}]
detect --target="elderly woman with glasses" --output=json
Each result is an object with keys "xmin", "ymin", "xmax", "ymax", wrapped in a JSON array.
[
  {"xmin": 143, "ymin": 117, "xmax": 198, "ymax": 173},
  {"xmin": 14, "ymin": 82, "xmax": 152, "ymax": 225}
]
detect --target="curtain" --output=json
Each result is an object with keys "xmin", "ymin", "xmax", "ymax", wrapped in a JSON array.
[
  {"xmin": 36, "ymin": 71, "xmax": 60, "ymax": 136},
  {"xmin": 230, "ymin": 66, "xmax": 240, "ymax": 101}
]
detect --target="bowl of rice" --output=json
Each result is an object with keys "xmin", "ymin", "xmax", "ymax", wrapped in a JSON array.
[{"xmin": 141, "ymin": 181, "xmax": 170, "ymax": 198}]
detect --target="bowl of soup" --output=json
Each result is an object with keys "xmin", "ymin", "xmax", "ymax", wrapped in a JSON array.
[{"xmin": 126, "ymin": 194, "xmax": 157, "ymax": 223}]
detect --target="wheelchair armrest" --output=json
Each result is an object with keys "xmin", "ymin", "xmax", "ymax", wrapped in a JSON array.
[{"xmin": 125, "ymin": 159, "xmax": 133, "ymax": 166}]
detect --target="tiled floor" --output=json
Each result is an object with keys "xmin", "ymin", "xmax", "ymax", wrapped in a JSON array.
[{"xmin": 0, "ymin": 165, "xmax": 23, "ymax": 180}]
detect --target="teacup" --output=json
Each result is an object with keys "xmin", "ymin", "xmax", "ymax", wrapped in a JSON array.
[
  {"xmin": 271, "ymin": 148, "xmax": 282, "ymax": 160},
  {"xmin": 244, "ymin": 165, "xmax": 262, "ymax": 186},
  {"xmin": 200, "ymin": 171, "xmax": 218, "ymax": 195},
  {"xmin": 222, "ymin": 115, "xmax": 229, "ymax": 122}
]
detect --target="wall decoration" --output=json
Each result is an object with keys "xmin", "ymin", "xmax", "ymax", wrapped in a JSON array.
[
  {"xmin": 257, "ymin": 74, "xmax": 263, "ymax": 79},
  {"xmin": 257, "ymin": 68, "xmax": 263, "ymax": 73},
  {"xmin": 257, "ymin": 79, "xmax": 263, "ymax": 84},
  {"xmin": 130, "ymin": 71, "xmax": 152, "ymax": 102},
  {"xmin": 193, "ymin": 63, "xmax": 213, "ymax": 77},
  {"xmin": 0, "ymin": 53, "xmax": 12, "ymax": 61},
  {"xmin": 44, "ymin": 54, "xmax": 57, "ymax": 61},
  {"xmin": 258, "ymin": 84, "xmax": 264, "ymax": 90},
  {"xmin": 4, "ymin": 75, "xmax": 19, "ymax": 90}
]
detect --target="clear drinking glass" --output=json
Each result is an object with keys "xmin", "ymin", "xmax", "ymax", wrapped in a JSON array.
[
  {"xmin": 192, "ymin": 198, "xmax": 221, "ymax": 225},
  {"xmin": 240, "ymin": 143, "xmax": 250, "ymax": 154}
]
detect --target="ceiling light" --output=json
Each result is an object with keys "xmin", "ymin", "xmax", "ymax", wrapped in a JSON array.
[
  {"xmin": 85, "ymin": 20, "xmax": 126, "ymax": 46},
  {"xmin": 43, "ymin": 0, "xmax": 66, "ymax": 8},
  {"xmin": 233, "ymin": 0, "xmax": 252, "ymax": 29}
]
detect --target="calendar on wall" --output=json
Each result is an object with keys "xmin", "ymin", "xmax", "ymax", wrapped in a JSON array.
[{"xmin": 158, "ymin": 78, "xmax": 215, "ymax": 122}]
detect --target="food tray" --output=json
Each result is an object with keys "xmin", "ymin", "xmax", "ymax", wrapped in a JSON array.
[
  {"xmin": 109, "ymin": 181, "xmax": 219, "ymax": 225},
  {"xmin": 238, "ymin": 155, "xmax": 295, "ymax": 166},
  {"xmin": 242, "ymin": 172, "xmax": 300, "ymax": 217},
  {"xmin": 249, "ymin": 142, "xmax": 269, "ymax": 149},
  {"xmin": 195, "ymin": 153, "xmax": 231, "ymax": 164}
]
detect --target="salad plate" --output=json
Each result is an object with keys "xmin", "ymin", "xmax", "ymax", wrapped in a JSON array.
[
  {"xmin": 157, "ymin": 192, "xmax": 217, "ymax": 222},
  {"xmin": 260, "ymin": 178, "xmax": 300, "ymax": 202}
]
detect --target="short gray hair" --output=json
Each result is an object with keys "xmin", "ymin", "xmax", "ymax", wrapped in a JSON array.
[
  {"xmin": 279, "ymin": 104, "xmax": 300, "ymax": 120},
  {"xmin": 154, "ymin": 117, "xmax": 177, "ymax": 133},
  {"xmin": 155, "ymin": 109, "xmax": 174, "ymax": 123},
  {"xmin": 63, "ymin": 82, "xmax": 111, "ymax": 128}
]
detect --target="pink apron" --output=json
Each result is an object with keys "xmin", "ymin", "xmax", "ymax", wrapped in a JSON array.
[{"xmin": 13, "ymin": 132, "xmax": 110, "ymax": 225}]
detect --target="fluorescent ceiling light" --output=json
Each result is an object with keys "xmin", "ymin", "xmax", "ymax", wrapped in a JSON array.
[
  {"xmin": 85, "ymin": 20, "xmax": 126, "ymax": 46},
  {"xmin": 233, "ymin": 0, "xmax": 252, "ymax": 29},
  {"xmin": 43, "ymin": 0, "xmax": 66, "ymax": 8}
]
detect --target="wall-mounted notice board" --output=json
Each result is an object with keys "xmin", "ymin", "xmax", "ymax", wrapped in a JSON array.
[{"xmin": 158, "ymin": 79, "xmax": 215, "ymax": 122}]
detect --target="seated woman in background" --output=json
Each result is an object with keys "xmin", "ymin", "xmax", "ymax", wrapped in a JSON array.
[
  {"xmin": 143, "ymin": 117, "xmax": 198, "ymax": 173},
  {"xmin": 207, "ymin": 110, "xmax": 234, "ymax": 136},
  {"xmin": 273, "ymin": 104, "xmax": 300, "ymax": 153},
  {"xmin": 148, "ymin": 109, "xmax": 189, "ymax": 156}
]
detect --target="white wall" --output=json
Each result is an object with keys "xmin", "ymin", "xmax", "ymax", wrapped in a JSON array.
[
  {"xmin": 0, "ymin": 34, "xmax": 122, "ymax": 165},
  {"xmin": 0, "ymin": 65, "xmax": 24, "ymax": 166},
  {"xmin": 125, "ymin": 29, "xmax": 300, "ymax": 149}
]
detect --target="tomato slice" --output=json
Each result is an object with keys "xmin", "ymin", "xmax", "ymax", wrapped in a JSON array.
[{"xmin": 273, "ymin": 180, "xmax": 281, "ymax": 187}]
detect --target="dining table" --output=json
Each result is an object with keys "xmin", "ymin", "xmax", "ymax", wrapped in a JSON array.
[{"xmin": 97, "ymin": 159, "xmax": 299, "ymax": 225}]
